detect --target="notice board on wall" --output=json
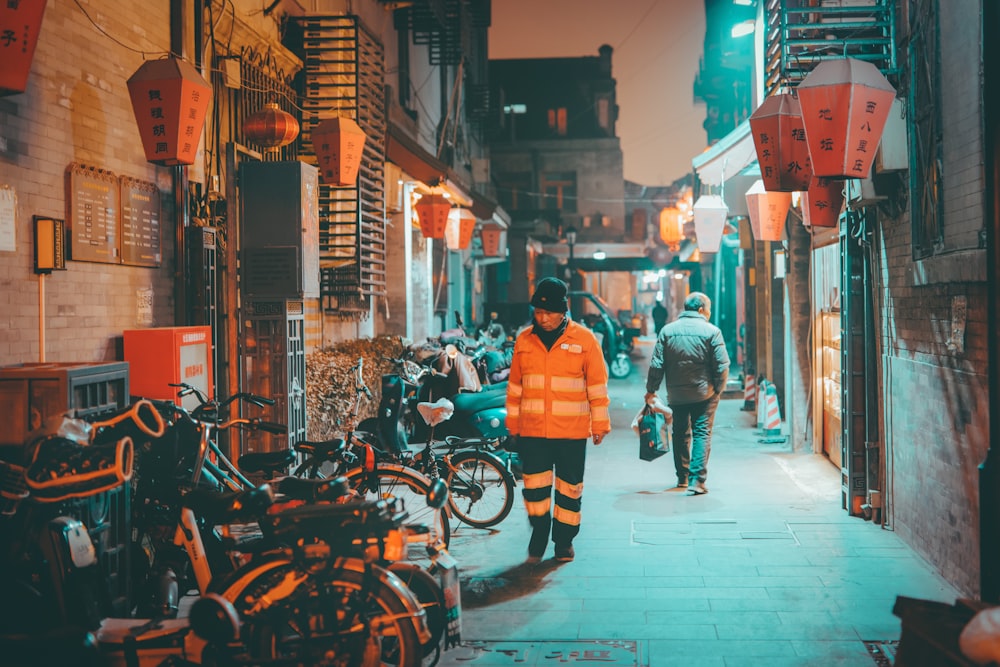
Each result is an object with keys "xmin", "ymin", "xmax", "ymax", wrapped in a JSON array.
[
  {"xmin": 120, "ymin": 176, "xmax": 161, "ymax": 267},
  {"xmin": 65, "ymin": 163, "xmax": 161, "ymax": 267},
  {"xmin": 67, "ymin": 162, "xmax": 119, "ymax": 264}
]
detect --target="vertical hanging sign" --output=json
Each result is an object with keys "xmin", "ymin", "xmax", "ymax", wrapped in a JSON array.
[{"xmin": 0, "ymin": 0, "xmax": 48, "ymax": 96}]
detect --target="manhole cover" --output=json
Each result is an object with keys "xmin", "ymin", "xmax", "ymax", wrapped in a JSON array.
[{"xmin": 438, "ymin": 640, "xmax": 645, "ymax": 665}]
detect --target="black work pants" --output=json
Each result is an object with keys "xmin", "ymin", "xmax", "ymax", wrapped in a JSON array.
[{"xmin": 519, "ymin": 437, "xmax": 587, "ymax": 546}]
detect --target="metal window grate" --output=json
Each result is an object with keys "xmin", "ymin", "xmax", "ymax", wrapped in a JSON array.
[
  {"xmin": 236, "ymin": 47, "xmax": 299, "ymax": 162},
  {"xmin": 763, "ymin": 0, "xmax": 897, "ymax": 95},
  {"xmin": 296, "ymin": 15, "xmax": 387, "ymax": 319}
]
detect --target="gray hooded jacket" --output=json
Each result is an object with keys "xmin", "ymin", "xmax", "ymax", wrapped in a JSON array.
[{"xmin": 645, "ymin": 311, "xmax": 730, "ymax": 405}]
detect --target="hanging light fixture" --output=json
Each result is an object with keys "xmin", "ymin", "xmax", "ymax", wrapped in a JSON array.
[
  {"xmin": 692, "ymin": 195, "xmax": 729, "ymax": 253},
  {"xmin": 127, "ymin": 56, "xmax": 212, "ymax": 166},
  {"xmin": 658, "ymin": 207, "xmax": 683, "ymax": 250},
  {"xmin": 745, "ymin": 179, "xmax": 791, "ymax": 242},
  {"xmin": 801, "ymin": 177, "xmax": 844, "ymax": 228},
  {"xmin": 796, "ymin": 57, "xmax": 897, "ymax": 179},
  {"xmin": 445, "ymin": 208, "xmax": 476, "ymax": 251},
  {"xmin": 748, "ymin": 91, "xmax": 812, "ymax": 192},
  {"xmin": 243, "ymin": 102, "xmax": 300, "ymax": 149},
  {"xmin": 480, "ymin": 223, "xmax": 505, "ymax": 257},
  {"xmin": 0, "ymin": 0, "xmax": 47, "ymax": 96},
  {"xmin": 414, "ymin": 194, "xmax": 451, "ymax": 239},
  {"xmin": 311, "ymin": 115, "xmax": 368, "ymax": 186}
]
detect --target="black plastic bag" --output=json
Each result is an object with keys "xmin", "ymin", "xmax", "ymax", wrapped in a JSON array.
[{"xmin": 636, "ymin": 406, "xmax": 669, "ymax": 462}]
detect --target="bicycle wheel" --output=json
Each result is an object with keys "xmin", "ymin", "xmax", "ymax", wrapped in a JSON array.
[
  {"xmin": 446, "ymin": 450, "xmax": 516, "ymax": 529},
  {"xmin": 236, "ymin": 560, "xmax": 424, "ymax": 667},
  {"xmin": 386, "ymin": 562, "xmax": 446, "ymax": 661},
  {"xmin": 345, "ymin": 465, "xmax": 451, "ymax": 554}
]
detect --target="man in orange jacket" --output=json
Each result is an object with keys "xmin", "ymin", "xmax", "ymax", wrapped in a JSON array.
[{"xmin": 506, "ymin": 277, "xmax": 611, "ymax": 563}]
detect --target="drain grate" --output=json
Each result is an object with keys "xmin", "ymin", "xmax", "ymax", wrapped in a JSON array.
[
  {"xmin": 437, "ymin": 640, "xmax": 645, "ymax": 665},
  {"xmin": 863, "ymin": 640, "xmax": 898, "ymax": 666}
]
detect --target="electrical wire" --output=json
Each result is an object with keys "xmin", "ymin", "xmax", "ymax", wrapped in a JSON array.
[{"xmin": 71, "ymin": 0, "xmax": 169, "ymax": 57}]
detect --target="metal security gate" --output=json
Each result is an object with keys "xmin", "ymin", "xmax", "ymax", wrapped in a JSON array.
[
  {"xmin": 841, "ymin": 211, "xmax": 879, "ymax": 519},
  {"xmin": 295, "ymin": 15, "xmax": 387, "ymax": 319}
]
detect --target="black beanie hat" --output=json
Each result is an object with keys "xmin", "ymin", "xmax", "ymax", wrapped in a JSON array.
[{"xmin": 531, "ymin": 277, "xmax": 568, "ymax": 312}]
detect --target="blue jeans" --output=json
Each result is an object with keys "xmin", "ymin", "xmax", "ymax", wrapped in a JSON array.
[{"xmin": 670, "ymin": 396, "xmax": 721, "ymax": 484}]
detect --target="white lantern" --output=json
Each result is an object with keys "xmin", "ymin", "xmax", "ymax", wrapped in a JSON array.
[{"xmin": 693, "ymin": 195, "xmax": 729, "ymax": 253}]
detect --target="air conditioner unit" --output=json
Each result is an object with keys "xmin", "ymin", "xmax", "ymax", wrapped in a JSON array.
[
  {"xmin": 875, "ymin": 98, "xmax": 907, "ymax": 173},
  {"xmin": 845, "ymin": 176, "xmax": 886, "ymax": 207}
]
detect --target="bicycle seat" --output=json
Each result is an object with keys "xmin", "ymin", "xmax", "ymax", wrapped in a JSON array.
[
  {"xmin": 238, "ymin": 449, "xmax": 296, "ymax": 476},
  {"xmin": 417, "ymin": 398, "xmax": 455, "ymax": 426},
  {"xmin": 452, "ymin": 390, "xmax": 505, "ymax": 414},
  {"xmin": 182, "ymin": 484, "xmax": 275, "ymax": 524},
  {"xmin": 294, "ymin": 437, "xmax": 347, "ymax": 459},
  {"xmin": 277, "ymin": 475, "xmax": 352, "ymax": 503}
]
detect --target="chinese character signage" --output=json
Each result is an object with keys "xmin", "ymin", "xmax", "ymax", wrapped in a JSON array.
[
  {"xmin": 311, "ymin": 115, "xmax": 368, "ymax": 186},
  {"xmin": 801, "ymin": 177, "xmax": 844, "ymax": 229},
  {"xmin": 127, "ymin": 56, "xmax": 211, "ymax": 166},
  {"xmin": 745, "ymin": 179, "xmax": 791, "ymax": 242},
  {"xmin": 796, "ymin": 58, "xmax": 897, "ymax": 179},
  {"xmin": 748, "ymin": 92, "xmax": 812, "ymax": 192},
  {"xmin": 0, "ymin": 0, "xmax": 47, "ymax": 96}
]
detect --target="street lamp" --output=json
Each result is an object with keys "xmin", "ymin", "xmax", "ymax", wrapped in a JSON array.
[{"xmin": 564, "ymin": 226, "xmax": 577, "ymax": 287}]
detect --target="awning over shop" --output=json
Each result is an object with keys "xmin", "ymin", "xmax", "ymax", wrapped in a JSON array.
[
  {"xmin": 692, "ymin": 120, "xmax": 756, "ymax": 187},
  {"xmin": 386, "ymin": 122, "xmax": 503, "ymax": 225}
]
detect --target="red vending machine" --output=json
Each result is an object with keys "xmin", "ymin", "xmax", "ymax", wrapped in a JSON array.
[{"xmin": 124, "ymin": 326, "xmax": 213, "ymax": 411}]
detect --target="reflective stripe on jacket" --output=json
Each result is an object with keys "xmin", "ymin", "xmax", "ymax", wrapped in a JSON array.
[{"xmin": 505, "ymin": 319, "xmax": 611, "ymax": 439}]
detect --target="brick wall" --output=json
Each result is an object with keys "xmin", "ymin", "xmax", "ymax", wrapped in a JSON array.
[
  {"xmin": 877, "ymin": 0, "xmax": 987, "ymax": 596},
  {"xmin": 0, "ymin": 0, "xmax": 175, "ymax": 366}
]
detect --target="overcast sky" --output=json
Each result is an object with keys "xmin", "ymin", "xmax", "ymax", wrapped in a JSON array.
[{"xmin": 489, "ymin": 0, "xmax": 707, "ymax": 187}]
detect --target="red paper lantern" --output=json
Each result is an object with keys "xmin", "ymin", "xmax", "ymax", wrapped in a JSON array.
[
  {"xmin": 796, "ymin": 57, "xmax": 897, "ymax": 179},
  {"xmin": 0, "ymin": 0, "xmax": 47, "ymax": 96},
  {"xmin": 414, "ymin": 194, "xmax": 452, "ymax": 239},
  {"xmin": 658, "ymin": 207, "xmax": 683, "ymax": 250},
  {"xmin": 801, "ymin": 177, "xmax": 844, "ymax": 228},
  {"xmin": 692, "ymin": 195, "xmax": 729, "ymax": 253},
  {"xmin": 244, "ymin": 103, "xmax": 300, "ymax": 149},
  {"xmin": 445, "ymin": 208, "xmax": 476, "ymax": 251},
  {"xmin": 480, "ymin": 223, "xmax": 505, "ymax": 257},
  {"xmin": 127, "ymin": 57, "xmax": 211, "ymax": 166},
  {"xmin": 745, "ymin": 180, "xmax": 791, "ymax": 242},
  {"xmin": 312, "ymin": 116, "xmax": 368, "ymax": 186},
  {"xmin": 749, "ymin": 92, "xmax": 812, "ymax": 192}
]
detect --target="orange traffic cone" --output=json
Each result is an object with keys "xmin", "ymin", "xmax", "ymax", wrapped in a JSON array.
[
  {"xmin": 741, "ymin": 374, "xmax": 756, "ymax": 412},
  {"xmin": 759, "ymin": 382, "xmax": 787, "ymax": 444}
]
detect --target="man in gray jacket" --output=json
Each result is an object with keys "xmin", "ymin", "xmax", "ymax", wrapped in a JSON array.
[{"xmin": 644, "ymin": 292, "xmax": 730, "ymax": 495}]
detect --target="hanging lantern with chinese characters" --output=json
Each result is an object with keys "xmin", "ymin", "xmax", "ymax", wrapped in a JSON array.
[
  {"xmin": 692, "ymin": 195, "xmax": 729, "ymax": 253},
  {"xmin": 243, "ymin": 102, "xmax": 300, "ymax": 149},
  {"xmin": 801, "ymin": 177, "xmax": 844, "ymax": 228},
  {"xmin": 745, "ymin": 179, "xmax": 791, "ymax": 242},
  {"xmin": 445, "ymin": 208, "xmax": 476, "ymax": 251},
  {"xmin": 311, "ymin": 116, "xmax": 368, "ymax": 186},
  {"xmin": 127, "ymin": 56, "xmax": 211, "ymax": 166},
  {"xmin": 480, "ymin": 223, "xmax": 505, "ymax": 257},
  {"xmin": 748, "ymin": 92, "xmax": 812, "ymax": 191},
  {"xmin": 658, "ymin": 207, "xmax": 683, "ymax": 250},
  {"xmin": 414, "ymin": 194, "xmax": 451, "ymax": 239},
  {"xmin": 0, "ymin": 0, "xmax": 47, "ymax": 96},
  {"xmin": 796, "ymin": 57, "xmax": 897, "ymax": 179}
]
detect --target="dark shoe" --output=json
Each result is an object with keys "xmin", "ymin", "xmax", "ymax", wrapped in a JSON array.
[
  {"xmin": 554, "ymin": 544, "xmax": 575, "ymax": 562},
  {"xmin": 687, "ymin": 481, "xmax": 707, "ymax": 495},
  {"xmin": 528, "ymin": 529, "xmax": 548, "ymax": 562}
]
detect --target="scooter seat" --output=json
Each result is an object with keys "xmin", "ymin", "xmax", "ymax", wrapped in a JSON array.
[
  {"xmin": 452, "ymin": 390, "xmax": 506, "ymax": 414},
  {"xmin": 417, "ymin": 398, "xmax": 455, "ymax": 427}
]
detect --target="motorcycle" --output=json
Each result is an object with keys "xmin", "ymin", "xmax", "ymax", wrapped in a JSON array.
[{"xmin": 360, "ymin": 356, "xmax": 511, "ymax": 450}]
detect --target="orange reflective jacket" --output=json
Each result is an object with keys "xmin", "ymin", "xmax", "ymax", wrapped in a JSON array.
[{"xmin": 505, "ymin": 320, "xmax": 611, "ymax": 440}]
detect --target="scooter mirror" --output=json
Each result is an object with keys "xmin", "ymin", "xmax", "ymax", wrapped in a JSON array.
[{"xmin": 426, "ymin": 478, "xmax": 449, "ymax": 509}]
